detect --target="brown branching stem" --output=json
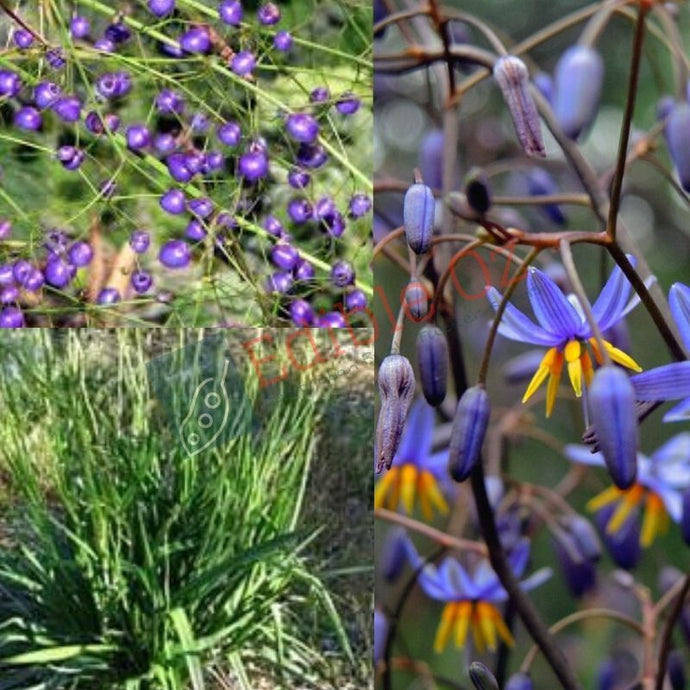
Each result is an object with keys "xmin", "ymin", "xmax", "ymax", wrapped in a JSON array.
[{"xmin": 655, "ymin": 573, "xmax": 690, "ymax": 690}]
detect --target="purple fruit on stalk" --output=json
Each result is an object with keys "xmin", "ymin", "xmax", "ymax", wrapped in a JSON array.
[
  {"xmin": 34, "ymin": 82, "xmax": 61, "ymax": 108},
  {"xmin": 273, "ymin": 31, "xmax": 292, "ymax": 52},
  {"xmin": 131, "ymin": 271, "xmax": 153, "ymax": 293},
  {"xmin": 44, "ymin": 257, "xmax": 74, "ymax": 288},
  {"xmin": 310, "ymin": 86, "xmax": 330, "ymax": 103},
  {"xmin": 318, "ymin": 311, "xmax": 347, "ymax": 328},
  {"xmin": 126, "ymin": 124, "xmax": 151, "ymax": 150},
  {"xmin": 290, "ymin": 298, "xmax": 314, "ymax": 326},
  {"xmin": 589, "ymin": 366, "xmax": 638, "ymax": 489},
  {"xmin": 296, "ymin": 142, "xmax": 328, "ymax": 168},
  {"xmin": 219, "ymin": 0, "xmax": 243, "ymax": 26},
  {"xmin": 24, "ymin": 269, "xmax": 44, "ymax": 291},
  {"xmin": 416, "ymin": 326, "xmax": 448, "ymax": 406},
  {"xmin": 665, "ymin": 102, "xmax": 690, "ymax": 192},
  {"xmin": 14, "ymin": 30, "xmax": 34, "ymax": 49},
  {"xmin": 148, "ymin": 0, "xmax": 176, "ymax": 17},
  {"xmin": 155, "ymin": 88, "xmax": 184, "ymax": 114},
  {"xmin": 266, "ymin": 270, "xmax": 293, "ymax": 294},
  {"xmin": 0, "ymin": 70, "xmax": 21, "ymax": 97},
  {"xmin": 287, "ymin": 198, "xmax": 313, "ymax": 224},
  {"xmin": 345, "ymin": 289, "xmax": 367, "ymax": 312},
  {"xmin": 331, "ymin": 260, "xmax": 355, "ymax": 287},
  {"xmin": 160, "ymin": 188, "xmax": 186, "ymax": 214},
  {"xmin": 45, "ymin": 48, "xmax": 66, "ymax": 70},
  {"xmin": 185, "ymin": 220, "xmax": 207, "ymax": 241},
  {"xmin": 418, "ymin": 129, "xmax": 444, "ymax": 190},
  {"xmin": 294, "ymin": 259, "xmax": 315, "ymax": 281},
  {"xmin": 159, "ymin": 239, "xmax": 191, "ymax": 268},
  {"xmin": 553, "ymin": 45, "xmax": 604, "ymax": 140},
  {"xmin": 449, "ymin": 385, "xmax": 490, "ymax": 481},
  {"xmin": 188, "ymin": 197, "xmax": 214, "ymax": 218},
  {"xmin": 493, "ymin": 55, "xmax": 545, "ymax": 157},
  {"xmin": 287, "ymin": 168, "xmax": 310, "ymax": 189},
  {"xmin": 67, "ymin": 241, "xmax": 93, "ymax": 267},
  {"xmin": 231, "ymin": 51, "xmax": 256, "ymax": 76},
  {"xmin": 217, "ymin": 121, "xmax": 241, "ymax": 146},
  {"xmin": 97, "ymin": 72, "xmax": 131, "ymax": 99},
  {"xmin": 238, "ymin": 146, "xmax": 268, "ymax": 182},
  {"xmin": 271, "ymin": 242, "xmax": 299, "ymax": 271},
  {"xmin": 52, "ymin": 96, "xmax": 81, "ymax": 122},
  {"xmin": 375, "ymin": 354, "xmax": 415, "ymax": 473},
  {"xmin": 403, "ymin": 183, "xmax": 434, "ymax": 254},
  {"xmin": 285, "ymin": 113, "xmax": 320, "ymax": 143},
  {"xmin": 505, "ymin": 673, "xmax": 534, "ymax": 690},
  {"xmin": 263, "ymin": 215, "xmax": 285, "ymax": 237},
  {"xmin": 70, "ymin": 15, "xmax": 91, "ymax": 38},
  {"xmin": 0, "ymin": 306, "xmax": 24, "ymax": 328},
  {"xmin": 97, "ymin": 287, "xmax": 121, "ymax": 304},
  {"xmin": 105, "ymin": 22, "xmax": 131, "ymax": 44},
  {"xmin": 56, "ymin": 146, "xmax": 84, "ymax": 170},
  {"xmin": 0, "ymin": 286, "xmax": 18, "ymax": 303},
  {"xmin": 179, "ymin": 27, "xmax": 211, "ymax": 54},
  {"xmin": 94, "ymin": 38, "xmax": 115, "ymax": 53},
  {"xmin": 0, "ymin": 264, "xmax": 13, "ymax": 285},
  {"xmin": 258, "ymin": 3, "xmax": 280, "ymax": 25},
  {"xmin": 349, "ymin": 193, "xmax": 371, "ymax": 218},
  {"xmin": 14, "ymin": 107, "xmax": 41, "ymax": 131},
  {"xmin": 335, "ymin": 92, "xmax": 360, "ymax": 115},
  {"xmin": 130, "ymin": 230, "xmax": 151, "ymax": 253}
]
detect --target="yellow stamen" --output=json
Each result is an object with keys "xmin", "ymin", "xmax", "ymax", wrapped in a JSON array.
[
  {"xmin": 582, "ymin": 350, "xmax": 594, "ymax": 387},
  {"xmin": 491, "ymin": 605, "xmax": 515, "ymax": 647},
  {"xmin": 399, "ymin": 464, "xmax": 418, "ymax": 514},
  {"xmin": 602, "ymin": 340, "xmax": 642, "ymax": 372},
  {"xmin": 374, "ymin": 468, "xmax": 398, "ymax": 510},
  {"xmin": 476, "ymin": 601, "xmax": 497, "ymax": 651},
  {"xmin": 587, "ymin": 485, "xmax": 624, "ymax": 513},
  {"xmin": 565, "ymin": 340, "xmax": 583, "ymax": 397},
  {"xmin": 471, "ymin": 606, "xmax": 486, "ymax": 653},
  {"xmin": 522, "ymin": 348, "xmax": 555, "ymax": 403},
  {"xmin": 606, "ymin": 484, "xmax": 644, "ymax": 535},
  {"xmin": 545, "ymin": 350, "xmax": 564, "ymax": 418},
  {"xmin": 419, "ymin": 471, "xmax": 449, "ymax": 516},
  {"xmin": 454, "ymin": 601, "xmax": 473, "ymax": 648},
  {"xmin": 640, "ymin": 492, "xmax": 667, "ymax": 548},
  {"xmin": 434, "ymin": 602, "xmax": 457, "ymax": 653}
]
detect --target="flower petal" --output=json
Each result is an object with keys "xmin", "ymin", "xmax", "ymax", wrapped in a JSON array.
[
  {"xmin": 564, "ymin": 444, "xmax": 607, "ymax": 468},
  {"xmin": 393, "ymin": 397, "xmax": 434, "ymax": 466},
  {"xmin": 519, "ymin": 567, "xmax": 553, "ymax": 593},
  {"xmin": 527, "ymin": 267, "xmax": 583, "ymax": 339},
  {"xmin": 643, "ymin": 479, "xmax": 683, "ymax": 522},
  {"xmin": 631, "ymin": 361, "xmax": 690, "ymax": 400},
  {"xmin": 669, "ymin": 282, "xmax": 690, "ymax": 351},
  {"xmin": 663, "ymin": 396, "xmax": 690, "ymax": 423},
  {"xmin": 591, "ymin": 256, "xmax": 636, "ymax": 332},
  {"xmin": 442, "ymin": 558, "xmax": 477, "ymax": 599},
  {"xmin": 486, "ymin": 286, "xmax": 557, "ymax": 346}
]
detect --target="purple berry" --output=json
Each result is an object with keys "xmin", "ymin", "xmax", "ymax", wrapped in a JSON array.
[
  {"xmin": 290, "ymin": 299, "xmax": 314, "ymax": 326},
  {"xmin": 160, "ymin": 188, "xmax": 187, "ymax": 214},
  {"xmin": 34, "ymin": 81, "xmax": 61, "ymax": 108},
  {"xmin": 70, "ymin": 15, "xmax": 91, "ymax": 39},
  {"xmin": 24, "ymin": 268, "xmax": 44, "ymax": 291},
  {"xmin": 56, "ymin": 145, "xmax": 85, "ymax": 170},
  {"xmin": 97, "ymin": 287, "xmax": 121, "ymax": 304},
  {"xmin": 0, "ymin": 285, "xmax": 19, "ymax": 303},
  {"xmin": 314, "ymin": 196, "xmax": 337, "ymax": 221},
  {"xmin": 273, "ymin": 31, "xmax": 292, "ymax": 52},
  {"xmin": 13, "ymin": 30, "xmax": 34, "ymax": 49},
  {"xmin": 156, "ymin": 88, "xmax": 184, "ymax": 114},
  {"xmin": 94, "ymin": 38, "xmax": 115, "ymax": 52},
  {"xmin": 217, "ymin": 121, "xmax": 241, "ymax": 146},
  {"xmin": 130, "ymin": 230, "xmax": 151, "ymax": 253},
  {"xmin": 100, "ymin": 179, "xmax": 117, "ymax": 198},
  {"xmin": 238, "ymin": 147, "xmax": 269, "ymax": 182},
  {"xmin": 271, "ymin": 242, "xmax": 299, "ymax": 270},
  {"xmin": 331, "ymin": 260, "xmax": 355, "ymax": 287},
  {"xmin": 231, "ymin": 51, "xmax": 256, "ymax": 76},
  {"xmin": 0, "ymin": 70, "xmax": 21, "ymax": 97},
  {"xmin": 45, "ymin": 48, "xmax": 66, "ymax": 70},
  {"xmin": 190, "ymin": 112, "xmax": 209, "ymax": 132},
  {"xmin": 148, "ymin": 0, "xmax": 176, "ymax": 17},
  {"xmin": 126, "ymin": 124, "xmax": 151, "ymax": 150},
  {"xmin": 188, "ymin": 197, "xmax": 214, "ymax": 218},
  {"xmin": 324, "ymin": 211, "xmax": 346, "ymax": 237},
  {"xmin": 310, "ymin": 86, "xmax": 330, "ymax": 103},
  {"xmin": 0, "ymin": 306, "xmax": 24, "ymax": 328},
  {"xmin": 318, "ymin": 311, "xmax": 347, "ymax": 328},
  {"xmin": 287, "ymin": 168, "xmax": 310, "ymax": 189},
  {"xmin": 349, "ymin": 193, "xmax": 371, "ymax": 218},
  {"xmin": 219, "ymin": 1, "xmax": 243, "ymax": 26},
  {"xmin": 166, "ymin": 153, "xmax": 193, "ymax": 182},
  {"xmin": 97, "ymin": 72, "xmax": 131, "ymax": 99},
  {"xmin": 85, "ymin": 111, "xmax": 120, "ymax": 134},
  {"xmin": 296, "ymin": 142, "xmax": 328, "ymax": 168},
  {"xmin": 131, "ymin": 270, "xmax": 153, "ymax": 293},
  {"xmin": 105, "ymin": 22, "xmax": 131, "ymax": 44},
  {"xmin": 266, "ymin": 270, "xmax": 293, "ymax": 294},
  {"xmin": 203, "ymin": 150, "xmax": 225, "ymax": 172},
  {"xmin": 44, "ymin": 257, "xmax": 74, "ymax": 288},
  {"xmin": 263, "ymin": 215, "xmax": 285, "ymax": 237},
  {"xmin": 180, "ymin": 26, "xmax": 211, "ymax": 54},
  {"xmin": 345, "ymin": 289, "xmax": 367, "ymax": 312},
  {"xmin": 335, "ymin": 92, "xmax": 361, "ymax": 115},
  {"xmin": 287, "ymin": 198, "xmax": 312, "ymax": 224},
  {"xmin": 294, "ymin": 258, "xmax": 315, "ymax": 281},
  {"xmin": 52, "ymin": 96, "xmax": 81, "ymax": 122},
  {"xmin": 159, "ymin": 239, "xmax": 191, "ymax": 268},
  {"xmin": 154, "ymin": 132, "xmax": 177, "ymax": 154},
  {"xmin": 285, "ymin": 113, "xmax": 320, "ymax": 143},
  {"xmin": 257, "ymin": 3, "xmax": 281, "ymax": 25},
  {"xmin": 185, "ymin": 219, "xmax": 207, "ymax": 241},
  {"xmin": 0, "ymin": 264, "xmax": 13, "ymax": 285},
  {"xmin": 68, "ymin": 241, "xmax": 93, "ymax": 267},
  {"xmin": 14, "ymin": 107, "xmax": 41, "ymax": 131}
]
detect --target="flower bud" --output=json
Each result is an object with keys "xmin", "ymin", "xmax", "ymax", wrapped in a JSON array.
[
  {"xmin": 493, "ymin": 55, "xmax": 545, "ymax": 158},
  {"xmin": 526, "ymin": 168, "xmax": 566, "ymax": 225},
  {"xmin": 562, "ymin": 514, "xmax": 602, "ymax": 562},
  {"xmin": 589, "ymin": 366, "xmax": 638, "ymax": 490},
  {"xmin": 553, "ymin": 532, "xmax": 597, "ymax": 598},
  {"xmin": 405, "ymin": 279, "xmax": 429, "ymax": 320},
  {"xmin": 595, "ymin": 503, "xmax": 641, "ymax": 570},
  {"xmin": 403, "ymin": 183, "xmax": 434, "ymax": 255},
  {"xmin": 469, "ymin": 662, "xmax": 499, "ymax": 690},
  {"xmin": 553, "ymin": 45, "xmax": 604, "ymax": 140},
  {"xmin": 533, "ymin": 71, "xmax": 553, "ymax": 104},
  {"xmin": 416, "ymin": 325, "xmax": 448, "ymax": 407},
  {"xmin": 665, "ymin": 102, "xmax": 690, "ymax": 191},
  {"xmin": 376, "ymin": 354, "xmax": 416, "ymax": 473},
  {"xmin": 381, "ymin": 527, "xmax": 409, "ymax": 582},
  {"xmin": 682, "ymin": 486, "xmax": 690, "ymax": 545},
  {"xmin": 374, "ymin": 610, "xmax": 388, "ymax": 665},
  {"xmin": 449, "ymin": 385, "xmax": 490, "ymax": 482},
  {"xmin": 418, "ymin": 129, "xmax": 444, "ymax": 190},
  {"xmin": 506, "ymin": 672, "xmax": 534, "ymax": 690},
  {"xmin": 464, "ymin": 168, "xmax": 492, "ymax": 214}
]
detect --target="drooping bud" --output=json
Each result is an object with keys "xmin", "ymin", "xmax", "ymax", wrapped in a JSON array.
[
  {"xmin": 681, "ymin": 487, "xmax": 690, "ymax": 545},
  {"xmin": 469, "ymin": 662, "xmax": 499, "ymax": 690},
  {"xmin": 553, "ymin": 531, "xmax": 597, "ymax": 598},
  {"xmin": 381, "ymin": 527, "xmax": 409, "ymax": 582},
  {"xmin": 493, "ymin": 55, "xmax": 546, "ymax": 158},
  {"xmin": 376, "ymin": 354, "xmax": 416, "ymax": 473},
  {"xmin": 449, "ymin": 385, "xmax": 490, "ymax": 482},
  {"xmin": 464, "ymin": 168, "xmax": 492, "ymax": 214},
  {"xmin": 562, "ymin": 514, "xmax": 602, "ymax": 562},
  {"xmin": 403, "ymin": 182, "xmax": 434, "ymax": 255},
  {"xmin": 553, "ymin": 45, "xmax": 604, "ymax": 140},
  {"xmin": 505, "ymin": 672, "xmax": 534, "ymax": 690},
  {"xmin": 416, "ymin": 325, "xmax": 448, "ymax": 406},
  {"xmin": 405, "ymin": 278, "xmax": 429, "ymax": 320},
  {"xmin": 595, "ymin": 503, "xmax": 641, "ymax": 570},
  {"xmin": 418, "ymin": 129, "xmax": 445, "ymax": 190},
  {"xmin": 665, "ymin": 102, "xmax": 690, "ymax": 191},
  {"xmin": 526, "ymin": 168, "xmax": 566, "ymax": 225},
  {"xmin": 668, "ymin": 649, "xmax": 686, "ymax": 690},
  {"xmin": 589, "ymin": 366, "xmax": 638, "ymax": 489}
]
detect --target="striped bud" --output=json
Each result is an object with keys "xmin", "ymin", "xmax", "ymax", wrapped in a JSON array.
[
  {"xmin": 589, "ymin": 366, "xmax": 638, "ymax": 489},
  {"xmin": 449, "ymin": 385, "xmax": 490, "ymax": 482},
  {"xmin": 506, "ymin": 672, "xmax": 534, "ymax": 690},
  {"xmin": 526, "ymin": 168, "xmax": 566, "ymax": 225},
  {"xmin": 493, "ymin": 55, "xmax": 545, "ymax": 158},
  {"xmin": 403, "ymin": 183, "xmax": 435, "ymax": 254},
  {"xmin": 405, "ymin": 279, "xmax": 429, "ymax": 320},
  {"xmin": 464, "ymin": 168, "xmax": 492, "ymax": 214},
  {"xmin": 376, "ymin": 354, "xmax": 416, "ymax": 473},
  {"xmin": 553, "ymin": 45, "xmax": 604, "ymax": 140},
  {"xmin": 469, "ymin": 662, "xmax": 499, "ymax": 690},
  {"xmin": 416, "ymin": 325, "xmax": 448, "ymax": 406},
  {"xmin": 682, "ymin": 487, "xmax": 690, "ymax": 545},
  {"xmin": 665, "ymin": 102, "xmax": 690, "ymax": 191}
]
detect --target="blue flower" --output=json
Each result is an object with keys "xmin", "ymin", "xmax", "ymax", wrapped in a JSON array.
[
  {"xmin": 565, "ymin": 433, "xmax": 690, "ymax": 547},
  {"xmin": 407, "ymin": 538, "xmax": 551, "ymax": 652},
  {"xmin": 375, "ymin": 398, "xmax": 452, "ymax": 520},
  {"xmin": 631, "ymin": 282, "xmax": 690, "ymax": 422},
  {"xmin": 487, "ymin": 260, "xmax": 642, "ymax": 416}
]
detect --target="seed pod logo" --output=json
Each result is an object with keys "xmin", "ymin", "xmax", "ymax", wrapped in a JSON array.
[
  {"xmin": 449, "ymin": 385, "xmax": 490, "ymax": 482},
  {"xmin": 589, "ymin": 366, "xmax": 638, "ymax": 489},
  {"xmin": 553, "ymin": 45, "xmax": 604, "ymax": 140},
  {"xmin": 665, "ymin": 102, "xmax": 690, "ymax": 192},
  {"xmin": 416, "ymin": 325, "xmax": 448, "ymax": 407},
  {"xmin": 403, "ymin": 182, "xmax": 435, "ymax": 255},
  {"xmin": 493, "ymin": 55, "xmax": 545, "ymax": 158},
  {"xmin": 180, "ymin": 358, "xmax": 232, "ymax": 457}
]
